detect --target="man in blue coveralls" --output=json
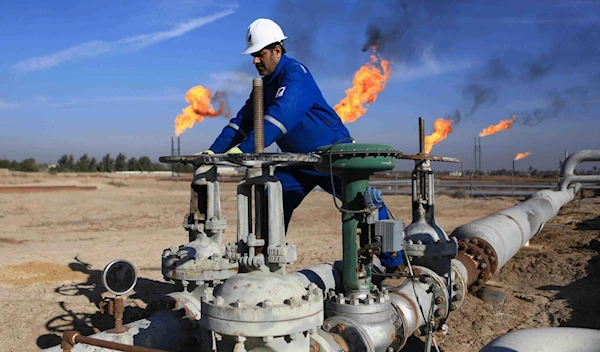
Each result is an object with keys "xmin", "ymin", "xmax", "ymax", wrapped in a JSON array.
[
  {"xmin": 203, "ymin": 18, "xmax": 402, "ymax": 267},
  {"xmin": 204, "ymin": 18, "xmax": 352, "ymax": 232}
]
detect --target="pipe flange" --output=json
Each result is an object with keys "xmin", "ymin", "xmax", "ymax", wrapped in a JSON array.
[
  {"xmin": 322, "ymin": 316, "xmax": 374, "ymax": 352},
  {"xmin": 458, "ymin": 237, "xmax": 498, "ymax": 292},
  {"xmin": 201, "ymin": 286, "xmax": 323, "ymax": 337},
  {"xmin": 325, "ymin": 289, "xmax": 391, "ymax": 316},
  {"xmin": 412, "ymin": 266, "xmax": 450, "ymax": 329},
  {"xmin": 449, "ymin": 261, "xmax": 467, "ymax": 312}
]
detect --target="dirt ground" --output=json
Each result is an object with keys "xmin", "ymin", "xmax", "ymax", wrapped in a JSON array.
[{"xmin": 0, "ymin": 172, "xmax": 598, "ymax": 351}]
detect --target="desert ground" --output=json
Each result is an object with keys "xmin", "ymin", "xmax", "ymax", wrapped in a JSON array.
[{"xmin": 0, "ymin": 172, "xmax": 598, "ymax": 351}]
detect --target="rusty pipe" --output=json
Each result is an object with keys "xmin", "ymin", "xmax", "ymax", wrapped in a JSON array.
[
  {"xmin": 253, "ymin": 78, "xmax": 264, "ymax": 153},
  {"xmin": 61, "ymin": 331, "xmax": 168, "ymax": 352}
]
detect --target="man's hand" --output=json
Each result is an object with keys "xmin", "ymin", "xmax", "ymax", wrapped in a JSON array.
[
  {"xmin": 193, "ymin": 150, "xmax": 215, "ymax": 156},
  {"xmin": 226, "ymin": 147, "xmax": 243, "ymax": 154}
]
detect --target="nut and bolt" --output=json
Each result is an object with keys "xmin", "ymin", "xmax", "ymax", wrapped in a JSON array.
[
  {"xmin": 310, "ymin": 342, "xmax": 320, "ymax": 352},
  {"xmin": 472, "ymin": 239, "xmax": 479, "ymax": 245},
  {"xmin": 452, "ymin": 294, "xmax": 462, "ymax": 302},
  {"xmin": 435, "ymin": 296, "xmax": 445, "ymax": 304},
  {"xmin": 490, "ymin": 257, "xmax": 496, "ymax": 263},
  {"xmin": 336, "ymin": 324, "xmax": 346, "ymax": 333},
  {"xmin": 434, "ymin": 309, "xmax": 445, "ymax": 318},
  {"xmin": 480, "ymin": 263, "xmax": 488, "ymax": 269},
  {"xmin": 323, "ymin": 322, "xmax": 332, "ymax": 331},
  {"xmin": 475, "ymin": 255, "xmax": 483, "ymax": 260},
  {"xmin": 452, "ymin": 283, "xmax": 462, "ymax": 291},
  {"xmin": 451, "ymin": 304, "xmax": 458, "ymax": 311},
  {"xmin": 484, "ymin": 248, "xmax": 492, "ymax": 254}
]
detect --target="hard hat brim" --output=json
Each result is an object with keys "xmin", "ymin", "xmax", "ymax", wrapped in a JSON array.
[{"xmin": 242, "ymin": 36, "xmax": 287, "ymax": 55}]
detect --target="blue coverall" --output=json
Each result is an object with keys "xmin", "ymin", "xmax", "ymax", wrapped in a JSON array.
[
  {"xmin": 209, "ymin": 54, "xmax": 402, "ymax": 268},
  {"xmin": 209, "ymin": 54, "xmax": 351, "ymax": 231}
]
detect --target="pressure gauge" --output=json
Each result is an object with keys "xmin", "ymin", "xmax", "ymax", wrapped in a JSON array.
[{"xmin": 101, "ymin": 259, "xmax": 138, "ymax": 295}]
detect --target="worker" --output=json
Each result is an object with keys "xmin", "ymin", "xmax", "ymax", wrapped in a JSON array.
[
  {"xmin": 201, "ymin": 18, "xmax": 352, "ymax": 232},
  {"xmin": 201, "ymin": 18, "xmax": 403, "ymax": 267}
]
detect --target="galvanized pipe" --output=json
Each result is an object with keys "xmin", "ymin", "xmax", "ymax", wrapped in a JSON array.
[
  {"xmin": 559, "ymin": 150, "xmax": 600, "ymax": 191},
  {"xmin": 252, "ymin": 78, "xmax": 264, "ymax": 153},
  {"xmin": 480, "ymin": 327, "xmax": 600, "ymax": 352}
]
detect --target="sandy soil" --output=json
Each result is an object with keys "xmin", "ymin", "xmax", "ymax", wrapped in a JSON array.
[{"xmin": 0, "ymin": 172, "xmax": 598, "ymax": 351}]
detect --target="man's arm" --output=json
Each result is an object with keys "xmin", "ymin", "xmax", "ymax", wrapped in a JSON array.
[
  {"xmin": 237, "ymin": 64, "xmax": 313, "ymax": 152},
  {"xmin": 209, "ymin": 95, "xmax": 254, "ymax": 153}
]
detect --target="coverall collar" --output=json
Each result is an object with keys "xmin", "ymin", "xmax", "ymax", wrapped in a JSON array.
[{"xmin": 264, "ymin": 54, "xmax": 289, "ymax": 85}]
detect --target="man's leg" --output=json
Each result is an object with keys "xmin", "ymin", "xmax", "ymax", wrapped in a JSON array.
[{"xmin": 275, "ymin": 167, "xmax": 317, "ymax": 232}]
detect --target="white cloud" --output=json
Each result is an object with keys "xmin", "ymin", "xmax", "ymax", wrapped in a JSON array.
[
  {"xmin": 0, "ymin": 99, "xmax": 21, "ymax": 110},
  {"xmin": 209, "ymin": 71, "xmax": 255, "ymax": 95},
  {"xmin": 13, "ymin": 8, "xmax": 236, "ymax": 73},
  {"xmin": 390, "ymin": 46, "xmax": 474, "ymax": 82}
]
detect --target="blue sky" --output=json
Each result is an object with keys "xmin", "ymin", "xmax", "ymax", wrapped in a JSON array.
[{"xmin": 1, "ymin": 0, "xmax": 599, "ymax": 171}]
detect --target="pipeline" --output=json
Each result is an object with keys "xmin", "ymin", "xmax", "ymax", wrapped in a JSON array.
[
  {"xmin": 480, "ymin": 327, "xmax": 600, "ymax": 352},
  {"xmin": 44, "ymin": 146, "xmax": 600, "ymax": 352},
  {"xmin": 43, "ymin": 188, "xmax": 585, "ymax": 352},
  {"xmin": 559, "ymin": 150, "xmax": 600, "ymax": 191}
]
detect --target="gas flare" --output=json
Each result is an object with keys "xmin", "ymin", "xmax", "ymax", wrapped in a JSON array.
[
  {"xmin": 479, "ymin": 115, "xmax": 517, "ymax": 137},
  {"xmin": 424, "ymin": 118, "xmax": 453, "ymax": 154},
  {"xmin": 334, "ymin": 48, "xmax": 392, "ymax": 123},
  {"xmin": 174, "ymin": 85, "xmax": 230, "ymax": 136},
  {"xmin": 514, "ymin": 151, "xmax": 532, "ymax": 160}
]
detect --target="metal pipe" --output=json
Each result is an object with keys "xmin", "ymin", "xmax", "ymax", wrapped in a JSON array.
[
  {"xmin": 419, "ymin": 117, "xmax": 425, "ymax": 154},
  {"xmin": 451, "ymin": 187, "xmax": 579, "ymax": 272},
  {"xmin": 61, "ymin": 330, "xmax": 167, "ymax": 352},
  {"xmin": 291, "ymin": 262, "xmax": 343, "ymax": 293},
  {"xmin": 559, "ymin": 150, "xmax": 600, "ymax": 191},
  {"xmin": 252, "ymin": 78, "xmax": 264, "ymax": 153},
  {"xmin": 44, "ymin": 310, "xmax": 192, "ymax": 352},
  {"xmin": 480, "ymin": 327, "xmax": 600, "ymax": 352},
  {"xmin": 478, "ymin": 137, "xmax": 482, "ymax": 175}
]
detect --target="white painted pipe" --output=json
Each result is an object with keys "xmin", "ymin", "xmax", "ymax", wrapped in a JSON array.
[
  {"xmin": 480, "ymin": 327, "xmax": 600, "ymax": 352},
  {"xmin": 451, "ymin": 187, "xmax": 579, "ymax": 272}
]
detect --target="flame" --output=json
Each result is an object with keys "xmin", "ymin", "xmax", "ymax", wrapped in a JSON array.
[
  {"xmin": 174, "ymin": 85, "xmax": 230, "ymax": 136},
  {"xmin": 334, "ymin": 48, "xmax": 392, "ymax": 123},
  {"xmin": 514, "ymin": 151, "xmax": 532, "ymax": 160},
  {"xmin": 424, "ymin": 118, "xmax": 454, "ymax": 154},
  {"xmin": 479, "ymin": 115, "xmax": 517, "ymax": 137}
]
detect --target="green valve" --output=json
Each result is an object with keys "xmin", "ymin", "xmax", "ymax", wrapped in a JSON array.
[
  {"xmin": 314, "ymin": 143, "xmax": 400, "ymax": 293},
  {"xmin": 314, "ymin": 143, "xmax": 398, "ymax": 174}
]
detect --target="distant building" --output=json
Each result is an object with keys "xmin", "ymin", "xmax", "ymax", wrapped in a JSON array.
[{"xmin": 449, "ymin": 171, "xmax": 463, "ymax": 177}]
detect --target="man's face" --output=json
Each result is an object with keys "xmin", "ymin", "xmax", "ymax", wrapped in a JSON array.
[{"xmin": 252, "ymin": 45, "xmax": 282, "ymax": 76}]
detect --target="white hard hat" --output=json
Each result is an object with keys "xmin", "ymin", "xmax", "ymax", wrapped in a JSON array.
[{"xmin": 242, "ymin": 18, "xmax": 287, "ymax": 55}]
